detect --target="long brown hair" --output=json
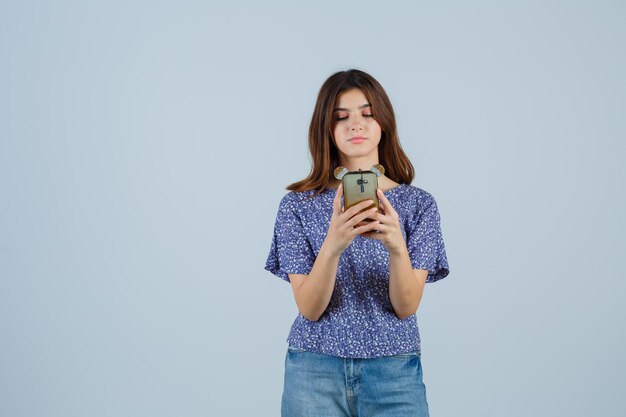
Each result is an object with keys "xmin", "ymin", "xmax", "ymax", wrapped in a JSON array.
[{"xmin": 287, "ymin": 69, "xmax": 415, "ymax": 197}]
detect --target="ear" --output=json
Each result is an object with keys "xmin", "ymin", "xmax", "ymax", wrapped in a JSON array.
[
  {"xmin": 334, "ymin": 166, "xmax": 348, "ymax": 180},
  {"xmin": 370, "ymin": 164, "xmax": 385, "ymax": 177}
]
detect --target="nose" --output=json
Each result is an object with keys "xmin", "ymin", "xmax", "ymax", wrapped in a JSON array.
[{"xmin": 351, "ymin": 120, "xmax": 363, "ymax": 132}]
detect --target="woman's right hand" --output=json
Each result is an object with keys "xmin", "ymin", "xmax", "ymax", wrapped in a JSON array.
[{"xmin": 322, "ymin": 183, "xmax": 380, "ymax": 257}]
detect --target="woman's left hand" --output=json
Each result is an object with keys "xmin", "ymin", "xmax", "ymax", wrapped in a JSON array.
[{"xmin": 360, "ymin": 189, "xmax": 406, "ymax": 255}]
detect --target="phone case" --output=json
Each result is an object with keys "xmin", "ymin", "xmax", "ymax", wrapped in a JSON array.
[{"xmin": 342, "ymin": 170, "xmax": 379, "ymax": 222}]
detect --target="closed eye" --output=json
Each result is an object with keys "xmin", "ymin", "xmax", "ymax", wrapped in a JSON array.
[{"xmin": 336, "ymin": 114, "xmax": 374, "ymax": 121}]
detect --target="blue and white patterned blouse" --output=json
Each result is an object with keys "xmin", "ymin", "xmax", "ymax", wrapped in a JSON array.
[{"xmin": 264, "ymin": 183, "xmax": 450, "ymax": 358}]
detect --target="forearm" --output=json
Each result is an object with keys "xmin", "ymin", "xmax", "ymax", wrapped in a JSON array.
[
  {"xmin": 388, "ymin": 246, "xmax": 425, "ymax": 320},
  {"xmin": 293, "ymin": 243, "xmax": 341, "ymax": 321}
]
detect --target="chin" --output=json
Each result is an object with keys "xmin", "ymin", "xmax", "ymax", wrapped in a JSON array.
[{"xmin": 353, "ymin": 146, "xmax": 377, "ymax": 155}]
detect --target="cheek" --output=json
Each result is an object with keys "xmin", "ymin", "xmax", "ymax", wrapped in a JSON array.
[
  {"xmin": 332, "ymin": 125, "xmax": 342, "ymax": 147},
  {"xmin": 371, "ymin": 121, "xmax": 383, "ymax": 137},
  {"xmin": 332, "ymin": 124, "xmax": 345, "ymax": 139}
]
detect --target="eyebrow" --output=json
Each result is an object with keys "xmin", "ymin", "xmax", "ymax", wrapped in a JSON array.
[{"xmin": 333, "ymin": 103, "xmax": 371, "ymax": 112}]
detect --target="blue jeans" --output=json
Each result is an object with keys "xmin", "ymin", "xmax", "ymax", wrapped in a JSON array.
[{"xmin": 281, "ymin": 346, "xmax": 430, "ymax": 417}]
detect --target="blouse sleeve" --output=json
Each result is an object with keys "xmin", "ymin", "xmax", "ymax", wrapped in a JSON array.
[
  {"xmin": 264, "ymin": 193, "xmax": 316, "ymax": 283},
  {"xmin": 406, "ymin": 193, "xmax": 451, "ymax": 283}
]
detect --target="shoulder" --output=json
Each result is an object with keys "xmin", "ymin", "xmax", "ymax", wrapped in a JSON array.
[
  {"xmin": 276, "ymin": 189, "xmax": 328, "ymax": 212},
  {"xmin": 396, "ymin": 184, "xmax": 438, "ymax": 207},
  {"xmin": 394, "ymin": 184, "xmax": 443, "ymax": 226}
]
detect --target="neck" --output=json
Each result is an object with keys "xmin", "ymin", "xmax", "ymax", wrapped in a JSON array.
[{"xmin": 339, "ymin": 155, "xmax": 380, "ymax": 173}]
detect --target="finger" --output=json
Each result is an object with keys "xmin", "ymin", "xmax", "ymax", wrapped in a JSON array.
[
  {"xmin": 353, "ymin": 219, "xmax": 383, "ymax": 236},
  {"xmin": 360, "ymin": 229, "xmax": 383, "ymax": 239},
  {"xmin": 343, "ymin": 199, "xmax": 377, "ymax": 219},
  {"xmin": 372, "ymin": 212, "xmax": 397, "ymax": 225},
  {"xmin": 356, "ymin": 206, "xmax": 383, "ymax": 222},
  {"xmin": 376, "ymin": 189, "xmax": 399, "ymax": 219},
  {"xmin": 359, "ymin": 222, "xmax": 392, "ymax": 237},
  {"xmin": 346, "ymin": 207, "xmax": 378, "ymax": 229},
  {"xmin": 344, "ymin": 207, "xmax": 378, "ymax": 228},
  {"xmin": 361, "ymin": 220, "xmax": 386, "ymax": 234},
  {"xmin": 376, "ymin": 189, "xmax": 393, "ymax": 213},
  {"xmin": 332, "ymin": 183, "xmax": 343, "ymax": 215}
]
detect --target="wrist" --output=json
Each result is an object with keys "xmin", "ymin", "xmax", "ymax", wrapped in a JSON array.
[
  {"xmin": 388, "ymin": 244, "xmax": 409, "ymax": 258},
  {"xmin": 320, "ymin": 240, "xmax": 342, "ymax": 260}
]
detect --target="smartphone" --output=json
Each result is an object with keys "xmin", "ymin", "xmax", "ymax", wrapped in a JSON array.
[{"xmin": 342, "ymin": 169, "xmax": 379, "ymax": 222}]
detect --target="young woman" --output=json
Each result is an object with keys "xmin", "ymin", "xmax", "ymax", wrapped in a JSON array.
[{"xmin": 264, "ymin": 69, "xmax": 451, "ymax": 417}]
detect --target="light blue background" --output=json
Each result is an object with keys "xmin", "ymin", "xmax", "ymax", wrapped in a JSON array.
[{"xmin": 1, "ymin": 1, "xmax": 625, "ymax": 416}]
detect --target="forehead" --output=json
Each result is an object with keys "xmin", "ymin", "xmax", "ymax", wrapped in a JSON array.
[{"xmin": 334, "ymin": 88, "xmax": 370, "ymax": 109}]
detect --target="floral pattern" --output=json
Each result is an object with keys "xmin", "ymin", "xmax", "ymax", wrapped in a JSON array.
[{"xmin": 264, "ymin": 184, "xmax": 450, "ymax": 358}]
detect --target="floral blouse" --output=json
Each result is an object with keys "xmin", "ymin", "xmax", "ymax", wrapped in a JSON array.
[{"xmin": 264, "ymin": 183, "xmax": 450, "ymax": 358}]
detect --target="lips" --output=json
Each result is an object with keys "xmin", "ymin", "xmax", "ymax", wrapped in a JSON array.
[{"xmin": 349, "ymin": 136, "xmax": 366, "ymax": 144}]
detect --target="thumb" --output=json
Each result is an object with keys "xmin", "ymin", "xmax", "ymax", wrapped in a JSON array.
[{"xmin": 332, "ymin": 183, "xmax": 343, "ymax": 215}]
